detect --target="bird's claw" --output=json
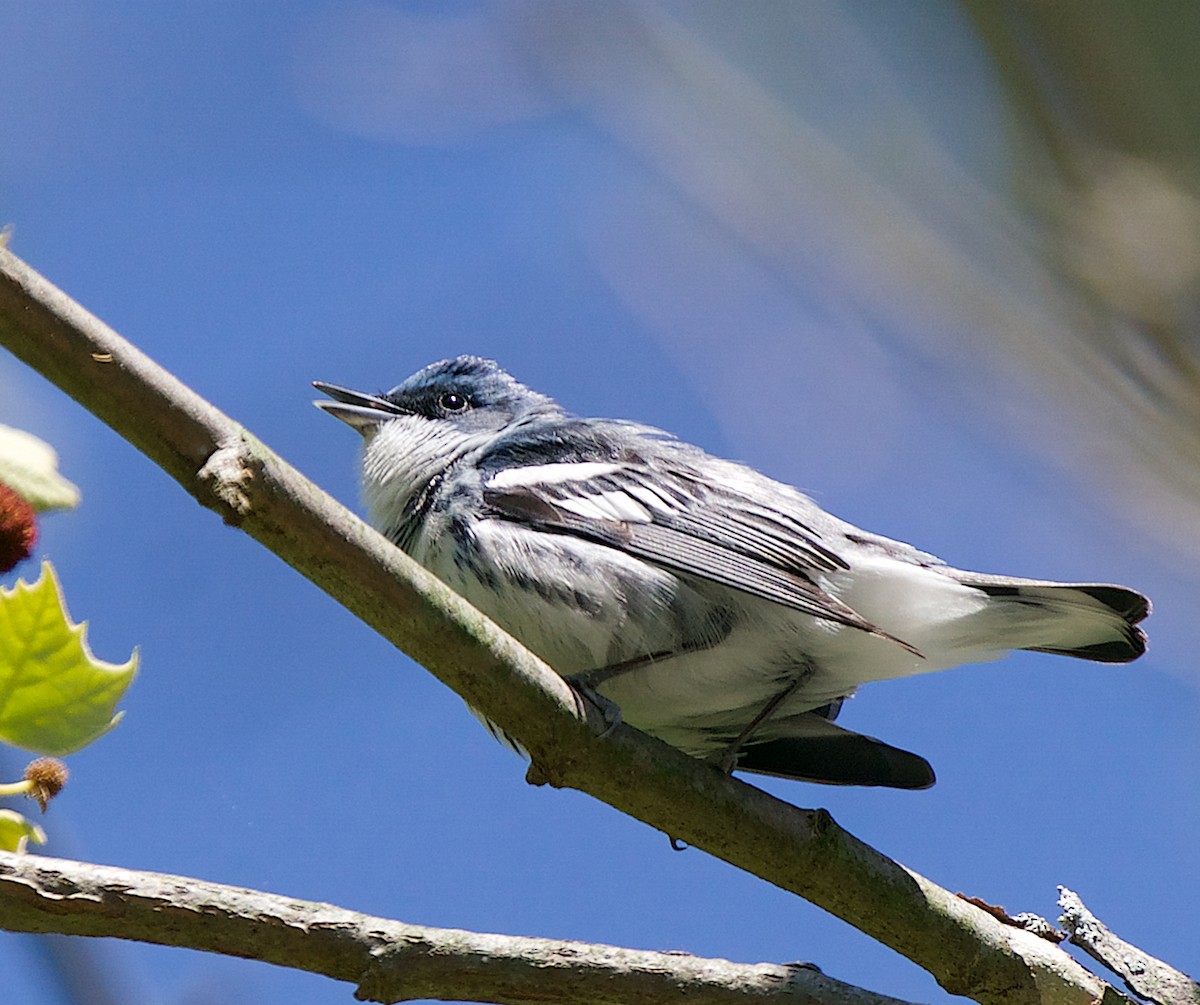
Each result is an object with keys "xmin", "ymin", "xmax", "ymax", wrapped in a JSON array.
[{"xmin": 567, "ymin": 675, "xmax": 623, "ymax": 738}]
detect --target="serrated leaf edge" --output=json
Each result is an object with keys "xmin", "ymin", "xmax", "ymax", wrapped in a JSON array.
[
  {"xmin": 0, "ymin": 560, "xmax": 138, "ymax": 754},
  {"xmin": 0, "ymin": 561, "xmax": 138, "ymax": 676}
]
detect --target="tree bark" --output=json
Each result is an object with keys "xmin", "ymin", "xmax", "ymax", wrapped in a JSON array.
[
  {"xmin": 1059, "ymin": 888, "xmax": 1199, "ymax": 1005},
  {"xmin": 0, "ymin": 851, "xmax": 930, "ymax": 1005}
]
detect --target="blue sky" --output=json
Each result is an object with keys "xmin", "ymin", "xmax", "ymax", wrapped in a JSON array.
[{"xmin": 2, "ymin": 4, "xmax": 1197, "ymax": 1004}]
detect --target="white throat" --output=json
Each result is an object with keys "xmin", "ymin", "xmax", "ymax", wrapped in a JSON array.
[{"xmin": 360, "ymin": 416, "xmax": 478, "ymax": 543}]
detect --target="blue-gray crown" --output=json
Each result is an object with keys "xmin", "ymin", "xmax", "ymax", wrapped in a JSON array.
[{"xmin": 381, "ymin": 356, "xmax": 561, "ymax": 422}]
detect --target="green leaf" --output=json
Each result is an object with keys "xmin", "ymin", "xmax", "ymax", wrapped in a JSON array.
[
  {"xmin": 0, "ymin": 561, "xmax": 137, "ymax": 755},
  {"xmin": 0, "ymin": 809, "xmax": 45, "ymax": 852},
  {"xmin": 0, "ymin": 424, "xmax": 81, "ymax": 512}
]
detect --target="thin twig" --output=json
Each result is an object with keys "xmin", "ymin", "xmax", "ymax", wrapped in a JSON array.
[{"xmin": 1059, "ymin": 888, "xmax": 1200, "ymax": 1005}]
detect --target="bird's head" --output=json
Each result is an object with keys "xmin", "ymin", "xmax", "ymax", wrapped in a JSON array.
[
  {"xmin": 314, "ymin": 355, "xmax": 560, "ymax": 440},
  {"xmin": 314, "ymin": 356, "xmax": 563, "ymax": 544}
]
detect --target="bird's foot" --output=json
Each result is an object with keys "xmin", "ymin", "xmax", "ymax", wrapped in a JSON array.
[
  {"xmin": 566, "ymin": 673, "xmax": 623, "ymax": 738},
  {"xmin": 706, "ymin": 745, "xmax": 741, "ymax": 776}
]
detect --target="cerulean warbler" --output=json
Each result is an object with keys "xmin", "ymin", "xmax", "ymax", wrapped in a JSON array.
[{"xmin": 315, "ymin": 356, "xmax": 1148, "ymax": 789}]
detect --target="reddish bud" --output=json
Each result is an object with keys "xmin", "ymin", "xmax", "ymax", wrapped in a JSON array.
[{"xmin": 0, "ymin": 482, "xmax": 38, "ymax": 574}]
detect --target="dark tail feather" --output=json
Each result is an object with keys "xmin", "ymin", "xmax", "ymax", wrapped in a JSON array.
[
  {"xmin": 953, "ymin": 574, "xmax": 1149, "ymax": 663},
  {"xmin": 735, "ymin": 714, "xmax": 935, "ymax": 789}
]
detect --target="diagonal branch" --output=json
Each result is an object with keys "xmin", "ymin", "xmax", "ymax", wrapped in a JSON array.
[
  {"xmin": 0, "ymin": 246, "xmax": 1105, "ymax": 1005},
  {"xmin": 0, "ymin": 851, "xmax": 920, "ymax": 1005},
  {"xmin": 1059, "ymin": 888, "xmax": 1200, "ymax": 1005}
]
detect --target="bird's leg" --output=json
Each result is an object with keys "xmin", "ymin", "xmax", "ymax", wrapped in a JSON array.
[
  {"xmin": 568, "ymin": 648, "xmax": 679, "ymax": 690},
  {"xmin": 569, "ymin": 610, "xmax": 739, "ymax": 741},
  {"xmin": 567, "ymin": 646, "xmax": 705, "ymax": 739},
  {"xmin": 710, "ymin": 670, "xmax": 809, "ymax": 775}
]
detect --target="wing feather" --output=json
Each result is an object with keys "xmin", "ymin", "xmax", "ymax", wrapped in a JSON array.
[{"xmin": 481, "ymin": 453, "xmax": 918, "ymax": 651}]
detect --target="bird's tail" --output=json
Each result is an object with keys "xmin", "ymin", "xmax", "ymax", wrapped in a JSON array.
[{"xmin": 951, "ymin": 573, "xmax": 1149, "ymax": 663}]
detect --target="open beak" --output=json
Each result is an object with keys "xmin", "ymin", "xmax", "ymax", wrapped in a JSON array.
[{"xmin": 312, "ymin": 381, "xmax": 406, "ymax": 432}]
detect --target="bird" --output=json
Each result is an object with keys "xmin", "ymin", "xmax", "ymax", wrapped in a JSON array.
[{"xmin": 314, "ymin": 355, "xmax": 1149, "ymax": 789}]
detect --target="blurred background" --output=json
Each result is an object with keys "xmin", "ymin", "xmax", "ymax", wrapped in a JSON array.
[{"xmin": 2, "ymin": 3, "xmax": 1198, "ymax": 1003}]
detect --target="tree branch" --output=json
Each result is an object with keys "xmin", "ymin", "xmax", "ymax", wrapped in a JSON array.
[
  {"xmin": 1058, "ymin": 888, "xmax": 1200, "ymax": 1005},
  {"xmin": 0, "ymin": 246, "xmax": 1106, "ymax": 1005},
  {"xmin": 0, "ymin": 851, "xmax": 926, "ymax": 1005}
]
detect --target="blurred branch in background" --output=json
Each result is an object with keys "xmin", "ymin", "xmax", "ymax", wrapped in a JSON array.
[
  {"xmin": 537, "ymin": 0, "xmax": 1200, "ymax": 554},
  {"xmin": 964, "ymin": 0, "xmax": 1200, "ymax": 557},
  {"xmin": 295, "ymin": 0, "xmax": 1200, "ymax": 558}
]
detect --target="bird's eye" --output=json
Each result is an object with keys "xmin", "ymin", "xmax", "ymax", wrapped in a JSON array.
[{"xmin": 438, "ymin": 391, "xmax": 470, "ymax": 413}]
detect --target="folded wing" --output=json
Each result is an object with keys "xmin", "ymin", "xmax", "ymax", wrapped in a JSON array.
[{"xmin": 482, "ymin": 452, "xmax": 918, "ymax": 652}]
